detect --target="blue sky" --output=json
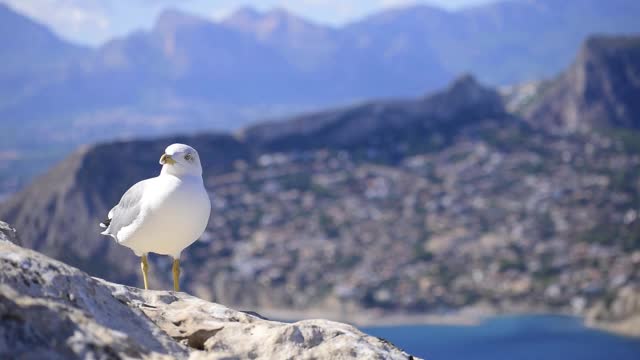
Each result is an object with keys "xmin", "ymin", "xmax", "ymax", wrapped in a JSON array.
[{"xmin": 2, "ymin": 0, "xmax": 499, "ymax": 46}]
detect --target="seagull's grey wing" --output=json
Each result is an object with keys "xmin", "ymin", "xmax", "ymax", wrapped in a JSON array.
[{"xmin": 100, "ymin": 180, "xmax": 147, "ymax": 240}]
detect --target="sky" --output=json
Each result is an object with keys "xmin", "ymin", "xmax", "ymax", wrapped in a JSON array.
[{"xmin": 1, "ymin": 0, "xmax": 499, "ymax": 46}]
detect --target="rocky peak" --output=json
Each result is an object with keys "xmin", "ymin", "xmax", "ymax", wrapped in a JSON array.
[
  {"xmin": 0, "ymin": 221, "xmax": 418, "ymax": 359},
  {"xmin": 444, "ymin": 74, "xmax": 484, "ymax": 96},
  {"xmin": 224, "ymin": 6, "xmax": 262, "ymax": 24},
  {"xmin": 573, "ymin": 35, "xmax": 640, "ymax": 126},
  {"xmin": 523, "ymin": 35, "xmax": 640, "ymax": 132},
  {"xmin": 154, "ymin": 8, "xmax": 211, "ymax": 34},
  {"xmin": 0, "ymin": 221, "xmax": 20, "ymax": 246},
  {"xmin": 261, "ymin": 7, "xmax": 310, "ymax": 28},
  {"xmin": 431, "ymin": 73, "xmax": 503, "ymax": 108},
  {"xmin": 225, "ymin": 7, "xmax": 300, "ymax": 28},
  {"xmin": 223, "ymin": 6, "xmax": 329, "ymax": 42},
  {"xmin": 348, "ymin": 3, "xmax": 448, "ymax": 28}
]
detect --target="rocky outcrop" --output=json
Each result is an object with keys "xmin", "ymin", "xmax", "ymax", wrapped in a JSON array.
[
  {"xmin": 0, "ymin": 221, "xmax": 20, "ymax": 245},
  {"xmin": 586, "ymin": 286, "xmax": 640, "ymax": 337},
  {"xmin": 523, "ymin": 35, "xmax": 640, "ymax": 133},
  {"xmin": 0, "ymin": 221, "xmax": 417, "ymax": 359}
]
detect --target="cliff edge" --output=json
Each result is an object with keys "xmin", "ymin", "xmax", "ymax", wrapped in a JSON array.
[{"xmin": 0, "ymin": 221, "xmax": 416, "ymax": 359}]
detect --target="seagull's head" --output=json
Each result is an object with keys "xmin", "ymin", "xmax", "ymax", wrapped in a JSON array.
[{"xmin": 160, "ymin": 143, "xmax": 203, "ymax": 177}]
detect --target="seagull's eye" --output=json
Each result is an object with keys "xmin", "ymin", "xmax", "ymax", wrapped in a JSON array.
[{"xmin": 184, "ymin": 153, "xmax": 193, "ymax": 161}]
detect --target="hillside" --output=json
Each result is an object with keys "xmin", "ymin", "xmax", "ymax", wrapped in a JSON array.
[{"xmin": 1, "ymin": 36, "xmax": 639, "ymax": 328}]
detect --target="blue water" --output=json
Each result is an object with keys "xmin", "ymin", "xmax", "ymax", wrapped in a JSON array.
[{"xmin": 362, "ymin": 315, "xmax": 640, "ymax": 360}]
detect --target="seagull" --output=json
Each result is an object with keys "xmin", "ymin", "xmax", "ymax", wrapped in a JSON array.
[{"xmin": 99, "ymin": 143, "xmax": 211, "ymax": 291}]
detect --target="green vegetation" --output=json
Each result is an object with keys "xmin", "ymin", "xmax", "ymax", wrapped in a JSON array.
[
  {"xmin": 580, "ymin": 222, "xmax": 640, "ymax": 251},
  {"xmin": 413, "ymin": 243, "xmax": 434, "ymax": 263},
  {"xmin": 605, "ymin": 128, "xmax": 640, "ymax": 154},
  {"xmin": 280, "ymin": 173, "xmax": 312, "ymax": 190}
]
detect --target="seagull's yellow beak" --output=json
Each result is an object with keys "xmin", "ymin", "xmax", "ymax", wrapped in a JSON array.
[{"xmin": 160, "ymin": 153, "xmax": 176, "ymax": 165}]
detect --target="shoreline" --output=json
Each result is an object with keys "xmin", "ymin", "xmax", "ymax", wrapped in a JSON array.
[
  {"xmin": 585, "ymin": 314, "xmax": 640, "ymax": 339},
  {"xmin": 252, "ymin": 305, "xmax": 640, "ymax": 338},
  {"xmin": 255, "ymin": 303, "xmax": 547, "ymax": 327}
]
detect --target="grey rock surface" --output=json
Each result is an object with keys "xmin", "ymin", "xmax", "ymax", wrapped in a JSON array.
[
  {"xmin": 0, "ymin": 221, "xmax": 20, "ymax": 245},
  {"xmin": 0, "ymin": 224, "xmax": 417, "ymax": 359},
  {"xmin": 523, "ymin": 35, "xmax": 640, "ymax": 133}
]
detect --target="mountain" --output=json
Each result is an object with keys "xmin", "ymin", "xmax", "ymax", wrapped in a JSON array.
[
  {"xmin": 0, "ymin": 7, "xmax": 303, "ymax": 199},
  {"xmin": 3, "ymin": 8, "xmax": 295, "ymax": 129},
  {"xmin": 0, "ymin": 3, "xmax": 88, "ymax": 108},
  {"xmin": 222, "ymin": 7, "xmax": 340, "ymax": 73},
  {"xmin": 0, "ymin": 3, "xmax": 88, "ymax": 132},
  {"xmin": 2, "ymin": 36, "xmax": 640, "ymax": 323},
  {"xmin": 2, "ymin": 0, "xmax": 640, "ymax": 199},
  {"xmin": 0, "ymin": 3, "xmax": 91, "ymax": 201},
  {"xmin": 522, "ymin": 35, "xmax": 640, "ymax": 133},
  {"xmin": 343, "ymin": 0, "xmax": 640, "ymax": 85},
  {"xmin": 3, "ymin": 0, "xmax": 640, "ymax": 132}
]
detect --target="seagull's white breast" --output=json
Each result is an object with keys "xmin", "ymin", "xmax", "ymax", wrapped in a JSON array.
[{"xmin": 118, "ymin": 175, "xmax": 211, "ymax": 258}]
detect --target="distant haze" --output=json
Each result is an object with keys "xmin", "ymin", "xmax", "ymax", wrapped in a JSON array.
[{"xmin": 0, "ymin": 0, "xmax": 499, "ymax": 46}]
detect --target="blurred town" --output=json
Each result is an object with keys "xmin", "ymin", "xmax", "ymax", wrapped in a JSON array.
[{"xmin": 196, "ymin": 108, "xmax": 639, "ymax": 321}]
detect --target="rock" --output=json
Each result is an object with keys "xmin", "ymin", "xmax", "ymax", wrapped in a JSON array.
[
  {"xmin": 0, "ymin": 223, "xmax": 417, "ymax": 359},
  {"xmin": 104, "ymin": 283, "xmax": 415, "ymax": 359},
  {"xmin": 0, "ymin": 237, "xmax": 187, "ymax": 359},
  {"xmin": 0, "ymin": 221, "xmax": 20, "ymax": 245},
  {"xmin": 586, "ymin": 286, "xmax": 640, "ymax": 337},
  {"xmin": 523, "ymin": 35, "xmax": 640, "ymax": 133}
]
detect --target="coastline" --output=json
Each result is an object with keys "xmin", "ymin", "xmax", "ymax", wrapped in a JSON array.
[
  {"xmin": 256, "ymin": 304, "xmax": 494, "ymax": 327},
  {"xmin": 585, "ymin": 314, "xmax": 640, "ymax": 338},
  {"xmin": 255, "ymin": 303, "xmax": 558, "ymax": 327},
  {"xmin": 253, "ymin": 305, "xmax": 640, "ymax": 338}
]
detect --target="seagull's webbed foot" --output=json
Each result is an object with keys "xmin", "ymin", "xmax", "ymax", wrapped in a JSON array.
[
  {"xmin": 141, "ymin": 254, "xmax": 150, "ymax": 290},
  {"xmin": 172, "ymin": 258, "xmax": 180, "ymax": 292}
]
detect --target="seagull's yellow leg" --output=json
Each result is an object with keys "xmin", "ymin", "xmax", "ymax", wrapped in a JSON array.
[
  {"xmin": 172, "ymin": 258, "xmax": 181, "ymax": 292},
  {"xmin": 141, "ymin": 254, "xmax": 149, "ymax": 290}
]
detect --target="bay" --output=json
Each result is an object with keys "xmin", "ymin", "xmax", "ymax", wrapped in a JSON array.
[{"xmin": 362, "ymin": 315, "xmax": 640, "ymax": 360}]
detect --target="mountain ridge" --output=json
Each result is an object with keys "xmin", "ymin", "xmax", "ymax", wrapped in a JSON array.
[
  {"xmin": 242, "ymin": 74, "xmax": 505, "ymax": 150},
  {"xmin": 3, "ymin": 0, "xmax": 640, "ymax": 127}
]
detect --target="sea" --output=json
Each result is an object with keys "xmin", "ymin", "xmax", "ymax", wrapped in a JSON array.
[{"xmin": 362, "ymin": 315, "xmax": 640, "ymax": 360}]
